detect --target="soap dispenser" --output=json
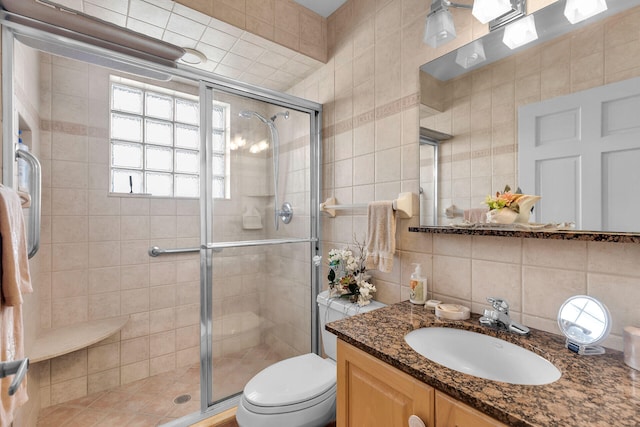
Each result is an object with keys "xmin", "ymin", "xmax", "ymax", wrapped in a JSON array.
[{"xmin": 409, "ymin": 263, "xmax": 427, "ymax": 305}]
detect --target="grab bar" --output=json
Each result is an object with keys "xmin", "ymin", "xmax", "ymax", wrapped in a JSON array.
[
  {"xmin": 0, "ymin": 358, "xmax": 29, "ymax": 396},
  {"xmin": 16, "ymin": 147, "xmax": 41, "ymax": 259},
  {"xmin": 149, "ymin": 246, "xmax": 204, "ymax": 257},
  {"xmin": 149, "ymin": 237, "xmax": 317, "ymax": 257}
]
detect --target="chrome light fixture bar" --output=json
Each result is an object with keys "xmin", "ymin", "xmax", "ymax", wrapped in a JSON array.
[
  {"xmin": 424, "ymin": 0, "xmax": 527, "ymax": 48},
  {"xmin": 488, "ymin": 0, "xmax": 526, "ymax": 31}
]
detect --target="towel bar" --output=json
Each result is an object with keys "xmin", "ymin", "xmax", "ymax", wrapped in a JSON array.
[
  {"xmin": 320, "ymin": 192, "xmax": 416, "ymax": 219},
  {"xmin": 0, "ymin": 358, "xmax": 29, "ymax": 396}
]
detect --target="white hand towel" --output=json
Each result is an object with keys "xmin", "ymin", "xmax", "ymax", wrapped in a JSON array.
[
  {"xmin": 365, "ymin": 201, "xmax": 396, "ymax": 273},
  {"xmin": 0, "ymin": 184, "xmax": 32, "ymax": 307},
  {"xmin": 0, "ymin": 184, "xmax": 33, "ymax": 427}
]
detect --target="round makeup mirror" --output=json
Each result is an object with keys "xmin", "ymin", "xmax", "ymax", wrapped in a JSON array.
[{"xmin": 558, "ymin": 295, "xmax": 611, "ymax": 355}]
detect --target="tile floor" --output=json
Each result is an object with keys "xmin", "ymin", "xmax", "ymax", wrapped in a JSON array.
[{"xmin": 37, "ymin": 344, "xmax": 282, "ymax": 427}]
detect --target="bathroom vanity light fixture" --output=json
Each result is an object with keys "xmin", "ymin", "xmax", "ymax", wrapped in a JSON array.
[
  {"xmin": 423, "ymin": 0, "xmax": 526, "ymax": 48},
  {"xmin": 502, "ymin": 13, "xmax": 538, "ymax": 49},
  {"xmin": 455, "ymin": 39, "xmax": 486, "ymax": 68},
  {"xmin": 564, "ymin": 0, "xmax": 608, "ymax": 24}
]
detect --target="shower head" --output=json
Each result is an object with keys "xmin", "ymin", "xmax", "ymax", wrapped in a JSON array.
[
  {"xmin": 238, "ymin": 110, "xmax": 268, "ymax": 124},
  {"xmin": 270, "ymin": 111, "xmax": 290, "ymax": 122}
]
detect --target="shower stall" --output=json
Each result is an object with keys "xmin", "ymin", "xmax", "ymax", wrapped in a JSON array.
[{"xmin": 1, "ymin": 10, "xmax": 321, "ymax": 425}]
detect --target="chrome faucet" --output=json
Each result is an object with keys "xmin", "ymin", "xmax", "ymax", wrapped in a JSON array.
[{"xmin": 479, "ymin": 297, "xmax": 530, "ymax": 335}]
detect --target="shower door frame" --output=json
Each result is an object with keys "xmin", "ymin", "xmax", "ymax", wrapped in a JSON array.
[
  {"xmin": 1, "ymin": 15, "xmax": 323, "ymax": 423},
  {"xmin": 198, "ymin": 81, "xmax": 322, "ymax": 414}
]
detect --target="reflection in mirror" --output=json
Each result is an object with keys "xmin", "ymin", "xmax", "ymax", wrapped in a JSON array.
[
  {"xmin": 558, "ymin": 295, "xmax": 611, "ymax": 355},
  {"xmin": 419, "ymin": 127, "xmax": 450, "ymax": 226},
  {"xmin": 418, "ymin": 0, "xmax": 640, "ymax": 231}
]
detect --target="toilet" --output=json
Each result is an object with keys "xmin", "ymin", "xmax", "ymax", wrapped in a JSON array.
[{"xmin": 235, "ymin": 289, "xmax": 386, "ymax": 427}]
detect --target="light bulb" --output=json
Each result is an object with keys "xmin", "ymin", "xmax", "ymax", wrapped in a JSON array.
[
  {"xmin": 423, "ymin": 7, "xmax": 457, "ymax": 48},
  {"xmin": 472, "ymin": 0, "xmax": 513, "ymax": 24},
  {"xmin": 502, "ymin": 14, "xmax": 538, "ymax": 50}
]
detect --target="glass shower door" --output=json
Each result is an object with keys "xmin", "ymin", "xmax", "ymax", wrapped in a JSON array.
[{"xmin": 198, "ymin": 82, "xmax": 320, "ymax": 411}]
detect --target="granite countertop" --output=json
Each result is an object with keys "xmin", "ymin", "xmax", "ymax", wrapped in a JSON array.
[
  {"xmin": 408, "ymin": 225, "xmax": 640, "ymax": 243},
  {"xmin": 326, "ymin": 301, "xmax": 640, "ymax": 427}
]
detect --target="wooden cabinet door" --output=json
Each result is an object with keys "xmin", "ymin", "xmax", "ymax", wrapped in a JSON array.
[
  {"xmin": 337, "ymin": 340, "xmax": 435, "ymax": 427},
  {"xmin": 435, "ymin": 391, "xmax": 507, "ymax": 427}
]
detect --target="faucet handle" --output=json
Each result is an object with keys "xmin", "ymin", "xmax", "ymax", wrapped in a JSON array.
[{"xmin": 487, "ymin": 297, "xmax": 509, "ymax": 313}]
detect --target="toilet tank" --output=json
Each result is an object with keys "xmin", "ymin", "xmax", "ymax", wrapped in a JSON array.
[{"xmin": 316, "ymin": 290, "xmax": 386, "ymax": 361}]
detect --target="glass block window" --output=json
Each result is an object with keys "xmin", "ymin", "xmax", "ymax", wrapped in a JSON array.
[{"xmin": 110, "ymin": 79, "xmax": 229, "ymax": 199}]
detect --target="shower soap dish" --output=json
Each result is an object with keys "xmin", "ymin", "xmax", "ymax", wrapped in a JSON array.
[
  {"xmin": 435, "ymin": 304, "xmax": 471, "ymax": 320},
  {"xmin": 242, "ymin": 207, "xmax": 263, "ymax": 230}
]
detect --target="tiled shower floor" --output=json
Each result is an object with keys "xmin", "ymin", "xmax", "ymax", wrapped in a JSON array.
[{"xmin": 37, "ymin": 344, "xmax": 282, "ymax": 427}]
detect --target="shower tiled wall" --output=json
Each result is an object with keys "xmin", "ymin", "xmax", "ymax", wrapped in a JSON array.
[
  {"xmin": 286, "ymin": 0, "xmax": 640, "ymax": 351},
  {"xmin": 32, "ymin": 54, "xmax": 201, "ymax": 407}
]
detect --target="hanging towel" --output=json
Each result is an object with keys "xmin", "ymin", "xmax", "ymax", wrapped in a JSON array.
[
  {"xmin": 0, "ymin": 185, "xmax": 32, "ymax": 306},
  {"xmin": 365, "ymin": 201, "xmax": 396, "ymax": 273},
  {"xmin": 0, "ymin": 184, "xmax": 33, "ymax": 427}
]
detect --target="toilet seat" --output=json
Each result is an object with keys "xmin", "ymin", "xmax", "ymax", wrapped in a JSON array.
[{"xmin": 242, "ymin": 353, "xmax": 336, "ymax": 415}]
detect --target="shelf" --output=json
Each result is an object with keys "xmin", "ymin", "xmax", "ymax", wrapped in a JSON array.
[
  {"xmin": 30, "ymin": 317, "xmax": 129, "ymax": 363},
  {"xmin": 408, "ymin": 225, "xmax": 640, "ymax": 243}
]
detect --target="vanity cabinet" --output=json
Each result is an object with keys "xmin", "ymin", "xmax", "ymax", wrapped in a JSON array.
[
  {"xmin": 435, "ymin": 391, "xmax": 506, "ymax": 427},
  {"xmin": 337, "ymin": 339, "xmax": 435, "ymax": 427},
  {"xmin": 337, "ymin": 340, "xmax": 507, "ymax": 427}
]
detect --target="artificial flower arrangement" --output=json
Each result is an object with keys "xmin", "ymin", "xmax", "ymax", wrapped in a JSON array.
[
  {"xmin": 484, "ymin": 185, "xmax": 524, "ymax": 213},
  {"xmin": 327, "ymin": 238, "xmax": 376, "ymax": 306},
  {"xmin": 483, "ymin": 185, "xmax": 541, "ymax": 224}
]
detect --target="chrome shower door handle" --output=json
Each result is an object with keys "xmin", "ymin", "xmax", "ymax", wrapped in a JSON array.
[{"xmin": 16, "ymin": 147, "xmax": 41, "ymax": 258}]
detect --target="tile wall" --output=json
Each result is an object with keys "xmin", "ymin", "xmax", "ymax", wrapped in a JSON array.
[
  {"xmin": 286, "ymin": 0, "xmax": 640, "ymax": 351},
  {"xmin": 34, "ymin": 52, "xmax": 203, "ymax": 406}
]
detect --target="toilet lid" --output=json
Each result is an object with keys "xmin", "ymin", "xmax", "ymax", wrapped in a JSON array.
[{"xmin": 243, "ymin": 353, "xmax": 336, "ymax": 408}]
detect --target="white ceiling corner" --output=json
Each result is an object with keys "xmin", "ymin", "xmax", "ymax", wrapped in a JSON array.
[{"xmin": 293, "ymin": 0, "xmax": 347, "ymax": 18}]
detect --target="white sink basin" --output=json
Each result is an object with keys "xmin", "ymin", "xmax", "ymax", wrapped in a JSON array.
[{"xmin": 404, "ymin": 327, "xmax": 561, "ymax": 385}]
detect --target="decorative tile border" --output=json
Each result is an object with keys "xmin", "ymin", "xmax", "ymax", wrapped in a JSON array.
[
  {"xmin": 40, "ymin": 119, "xmax": 108, "ymax": 139},
  {"xmin": 322, "ymin": 92, "xmax": 420, "ymax": 139}
]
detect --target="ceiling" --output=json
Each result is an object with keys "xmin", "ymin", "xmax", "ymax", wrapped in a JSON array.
[
  {"xmin": 293, "ymin": 0, "xmax": 347, "ymax": 18},
  {"xmin": 45, "ymin": 0, "xmax": 326, "ymax": 91}
]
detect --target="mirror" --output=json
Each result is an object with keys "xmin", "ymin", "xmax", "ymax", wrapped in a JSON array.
[
  {"xmin": 419, "ymin": 0, "xmax": 640, "ymax": 231},
  {"xmin": 558, "ymin": 295, "xmax": 611, "ymax": 355},
  {"xmin": 419, "ymin": 127, "xmax": 449, "ymax": 225}
]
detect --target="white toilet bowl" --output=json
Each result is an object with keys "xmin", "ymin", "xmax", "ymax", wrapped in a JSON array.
[
  {"xmin": 236, "ymin": 353, "xmax": 336, "ymax": 427},
  {"xmin": 235, "ymin": 290, "xmax": 386, "ymax": 427}
]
